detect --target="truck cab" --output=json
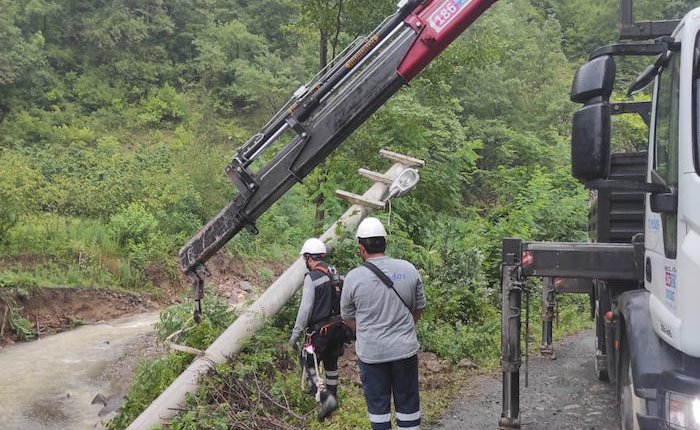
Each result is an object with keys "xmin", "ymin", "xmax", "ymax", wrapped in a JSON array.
[
  {"xmin": 570, "ymin": 6, "xmax": 700, "ymax": 429},
  {"xmin": 646, "ymin": 8, "xmax": 700, "ymax": 360}
]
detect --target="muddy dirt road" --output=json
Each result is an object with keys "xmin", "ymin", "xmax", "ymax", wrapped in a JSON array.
[{"xmin": 431, "ymin": 330, "xmax": 618, "ymax": 430}]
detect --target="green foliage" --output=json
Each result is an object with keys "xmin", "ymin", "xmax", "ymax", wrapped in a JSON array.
[
  {"xmin": 137, "ymin": 84, "xmax": 186, "ymax": 126},
  {"xmin": 0, "ymin": 297, "xmax": 38, "ymax": 341},
  {"xmin": 72, "ymin": 70, "xmax": 125, "ymax": 113},
  {"xmin": 9, "ymin": 304, "xmax": 36, "ymax": 341},
  {"xmin": 108, "ymin": 294, "xmax": 235, "ymax": 430},
  {"xmin": 419, "ymin": 318, "xmax": 500, "ymax": 365},
  {"xmin": 0, "ymin": 213, "xmax": 160, "ymax": 289},
  {"xmin": 548, "ymin": 0, "xmax": 618, "ymax": 59},
  {"xmin": 225, "ymin": 187, "xmax": 315, "ymax": 261},
  {"xmin": 548, "ymin": 0, "xmax": 697, "ymax": 59},
  {"xmin": 611, "ymin": 92, "xmax": 650, "ymax": 151},
  {"xmin": 108, "ymin": 203, "xmax": 162, "ymax": 268},
  {"xmin": 193, "ymin": 19, "xmax": 300, "ymax": 113},
  {"xmin": 296, "ymin": 0, "xmax": 395, "ymax": 68},
  {"xmin": 0, "ymin": 0, "xmax": 660, "ymax": 425},
  {"xmin": 453, "ymin": 1, "xmax": 575, "ymax": 133},
  {"xmin": 0, "ymin": 0, "xmax": 595, "ymax": 291},
  {"xmin": 0, "ymin": 150, "xmax": 43, "ymax": 242},
  {"xmin": 423, "ymin": 248, "xmax": 491, "ymax": 325},
  {"xmin": 107, "ymin": 353, "xmax": 192, "ymax": 430},
  {"xmin": 156, "ymin": 292, "xmax": 236, "ymax": 350},
  {"xmin": 0, "ymin": 271, "xmax": 39, "ymax": 291}
]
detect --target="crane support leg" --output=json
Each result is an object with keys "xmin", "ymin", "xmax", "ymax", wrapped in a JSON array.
[
  {"xmin": 499, "ymin": 238, "xmax": 522, "ymax": 429},
  {"xmin": 540, "ymin": 277, "xmax": 556, "ymax": 359}
]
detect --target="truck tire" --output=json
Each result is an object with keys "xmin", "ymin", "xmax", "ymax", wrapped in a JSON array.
[
  {"xmin": 594, "ymin": 343, "xmax": 609, "ymax": 381},
  {"xmin": 594, "ymin": 281, "xmax": 610, "ymax": 381},
  {"xmin": 618, "ymin": 333, "xmax": 645, "ymax": 430}
]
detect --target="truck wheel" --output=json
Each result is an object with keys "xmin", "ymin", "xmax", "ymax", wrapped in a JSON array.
[
  {"xmin": 618, "ymin": 335, "xmax": 644, "ymax": 430},
  {"xmin": 594, "ymin": 345, "xmax": 609, "ymax": 381},
  {"xmin": 594, "ymin": 282, "xmax": 609, "ymax": 381},
  {"xmin": 593, "ymin": 310, "xmax": 609, "ymax": 380}
]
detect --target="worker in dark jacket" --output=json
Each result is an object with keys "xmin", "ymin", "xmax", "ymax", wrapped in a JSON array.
[
  {"xmin": 341, "ymin": 217, "xmax": 426, "ymax": 430},
  {"xmin": 290, "ymin": 237, "xmax": 347, "ymax": 420}
]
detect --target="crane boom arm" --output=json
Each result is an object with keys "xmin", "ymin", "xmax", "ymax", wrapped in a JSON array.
[{"xmin": 179, "ymin": 0, "xmax": 498, "ymax": 315}]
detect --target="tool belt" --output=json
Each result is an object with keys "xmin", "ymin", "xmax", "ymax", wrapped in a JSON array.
[{"xmin": 305, "ymin": 315, "xmax": 354, "ymax": 356}]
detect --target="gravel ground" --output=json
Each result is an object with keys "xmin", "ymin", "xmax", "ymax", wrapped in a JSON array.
[{"xmin": 430, "ymin": 330, "xmax": 618, "ymax": 430}]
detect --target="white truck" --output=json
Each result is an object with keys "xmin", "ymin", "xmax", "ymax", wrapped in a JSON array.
[{"xmin": 499, "ymin": 2, "xmax": 700, "ymax": 429}]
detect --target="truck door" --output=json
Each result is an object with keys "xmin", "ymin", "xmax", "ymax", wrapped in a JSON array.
[
  {"xmin": 674, "ymin": 28, "xmax": 700, "ymax": 358},
  {"xmin": 646, "ymin": 46, "xmax": 681, "ymax": 350}
]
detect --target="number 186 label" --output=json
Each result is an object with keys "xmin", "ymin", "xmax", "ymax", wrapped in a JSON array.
[{"xmin": 428, "ymin": 0, "xmax": 474, "ymax": 33}]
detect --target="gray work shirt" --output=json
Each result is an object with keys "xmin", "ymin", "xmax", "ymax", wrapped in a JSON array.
[
  {"xmin": 291, "ymin": 274, "xmax": 318, "ymax": 340},
  {"xmin": 341, "ymin": 256, "xmax": 426, "ymax": 364}
]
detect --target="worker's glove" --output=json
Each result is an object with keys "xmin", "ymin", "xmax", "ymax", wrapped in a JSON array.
[{"xmin": 289, "ymin": 334, "xmax": 299, "ymax": 352}]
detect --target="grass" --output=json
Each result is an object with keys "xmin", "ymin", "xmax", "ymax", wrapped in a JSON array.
[
  {"xmin": 107, "ymin": 290, "xmax": 593, "ymax": 430},
  {"xmin": 0, "ymin": 213, "xmax": 158, "ymax": 290},
  {"xmin": 2, "ymin": 213, "xmax": 119, "ymax": 258}
]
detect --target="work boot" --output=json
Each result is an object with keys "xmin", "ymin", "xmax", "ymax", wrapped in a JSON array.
[
  {"xmin": 326, "ymin": 384, "xmax": 337, "ymax": 397},
  {"xmin": 316, "ymin": 390, "xmax": 338, "ymax": 421}
]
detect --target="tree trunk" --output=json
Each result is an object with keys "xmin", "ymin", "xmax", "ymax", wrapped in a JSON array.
[
  {"xmin": 314, "ymin": 29, "xmax": 330, "ymax": 234},
  {"xmin": 319, "ymin": 29, "xmax": 329, "ymax": 70},
  {"xmin": 313, "ymin": 169, "xmax": 327, "ymax": 235}
]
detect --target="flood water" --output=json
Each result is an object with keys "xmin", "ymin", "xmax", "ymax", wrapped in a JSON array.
[{"xmin": 0, "ymin": 312, "xmax": 159, "ymax": 430}]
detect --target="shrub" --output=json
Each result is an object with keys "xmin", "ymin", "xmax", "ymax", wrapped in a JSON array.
[
  {"xmin": 418, "ymin": 318, "xmax": 500, "ymax": 365},
  {"xmin": 1, "ymin": 299, "xmax": 38, "ymax": 341},
  {"xmin": 137, "ymin": 84, "xmax": 186, "ymax": 127},
  {"xmin": 0, "ymin": 150, "xmax": 43, "ymax": 243},
  {"xmin": 156, "ymin": 292, "xmax": 236, "ymax": 350},
  {"xmin": 106, "ymin": 353, "xmax": 192, "ymax": 430},
  {"xmin": 108, "ymin": 203, "xmax": 161, "ymax": 267}
]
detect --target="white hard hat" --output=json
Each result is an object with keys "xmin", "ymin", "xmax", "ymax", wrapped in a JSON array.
[
  {"xmin": 300, "ymin": 238, "xmax": 326, "ymax": 255},
  {"xmin": 356, "ymin": 217, "xmax": 387, "ymax": 238}
]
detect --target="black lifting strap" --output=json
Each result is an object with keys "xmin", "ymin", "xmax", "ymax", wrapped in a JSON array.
[{"xmin": 362, "ymin": 261, "xmax": 411, "ymax": 312}]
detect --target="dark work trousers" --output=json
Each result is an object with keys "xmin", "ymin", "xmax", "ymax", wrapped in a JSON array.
[
  {"xmin": 359, "ymin": 354, "xmax": 421, "ymax": 430},
  {"xmin": 306, "ymin": 351, "xmax": 339, "ymax": 396}
]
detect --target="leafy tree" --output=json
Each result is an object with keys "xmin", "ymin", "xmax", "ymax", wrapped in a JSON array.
[
  {"xmin": 291, "ymin": 0, "xmax": 395, "ymax": 231},
  {"xmin": 234, "ymin": 0, "xmax": 298, "ymax": 54},
  {"xmin": 0, "ymin": 150, "xmax": 43, "ymax": 242},
  {"xmin": 0, "ymin": 1, "xmax": 22, "ymax": 87},
  {"xmin": 0, "ymin": 5, "xmax": 53, "ymax": 111},
  {"xmin": 453, "ymin": 0, "xmax": 575, "ymax": 134},
  {"xmin": 611, "ymin": 93, "xmax": 649, "ymax": 152},
  {"xmin": 163, "ymin": 0, "xmax": 216, "ymax": 66},
  {"xmin": 547, "ymin": 0, "xmax": 617, "ymax": 59},
  {"xmin": 137, "ymin": 84, "xmax": 187, "ymax": 126},
  {"xmin": 193, "ymin": 19, "xmax": 300, "ymax": 113}
]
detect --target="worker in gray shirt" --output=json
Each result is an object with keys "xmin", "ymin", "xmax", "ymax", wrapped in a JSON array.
[{"xmin": 341, "ymin": 217, "xmax": 426, "ymax": 430}]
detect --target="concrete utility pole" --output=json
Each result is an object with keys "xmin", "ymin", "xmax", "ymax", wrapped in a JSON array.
[{"xmin": 126, "ymin": 150, "xmax": 424, "ymax": 430}]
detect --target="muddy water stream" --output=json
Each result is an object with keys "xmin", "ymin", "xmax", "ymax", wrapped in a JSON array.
[{"xmin": 0, "ymin": 312, "xmax": 159, "ymax": 430}]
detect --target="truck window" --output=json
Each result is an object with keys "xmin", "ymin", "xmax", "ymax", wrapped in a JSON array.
[{"xmin": 654, "ymin": 51, "xmax": 680, "ymax": 259}]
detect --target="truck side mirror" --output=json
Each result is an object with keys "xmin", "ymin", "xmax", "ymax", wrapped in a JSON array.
[
  {"xmin": 571, "ymin": 56, "xmax": 616, "ymax": 103},
  {"xmin": 571, "ymin": 104, "xmax": 611, "ymax": 181},
  {"xmin": 650, "ymin": 190, "xmax": 678, "ymax": 213},
  {"xmin": 570, "ymin": 55, "xmax": 616, "ymax": 182}
]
